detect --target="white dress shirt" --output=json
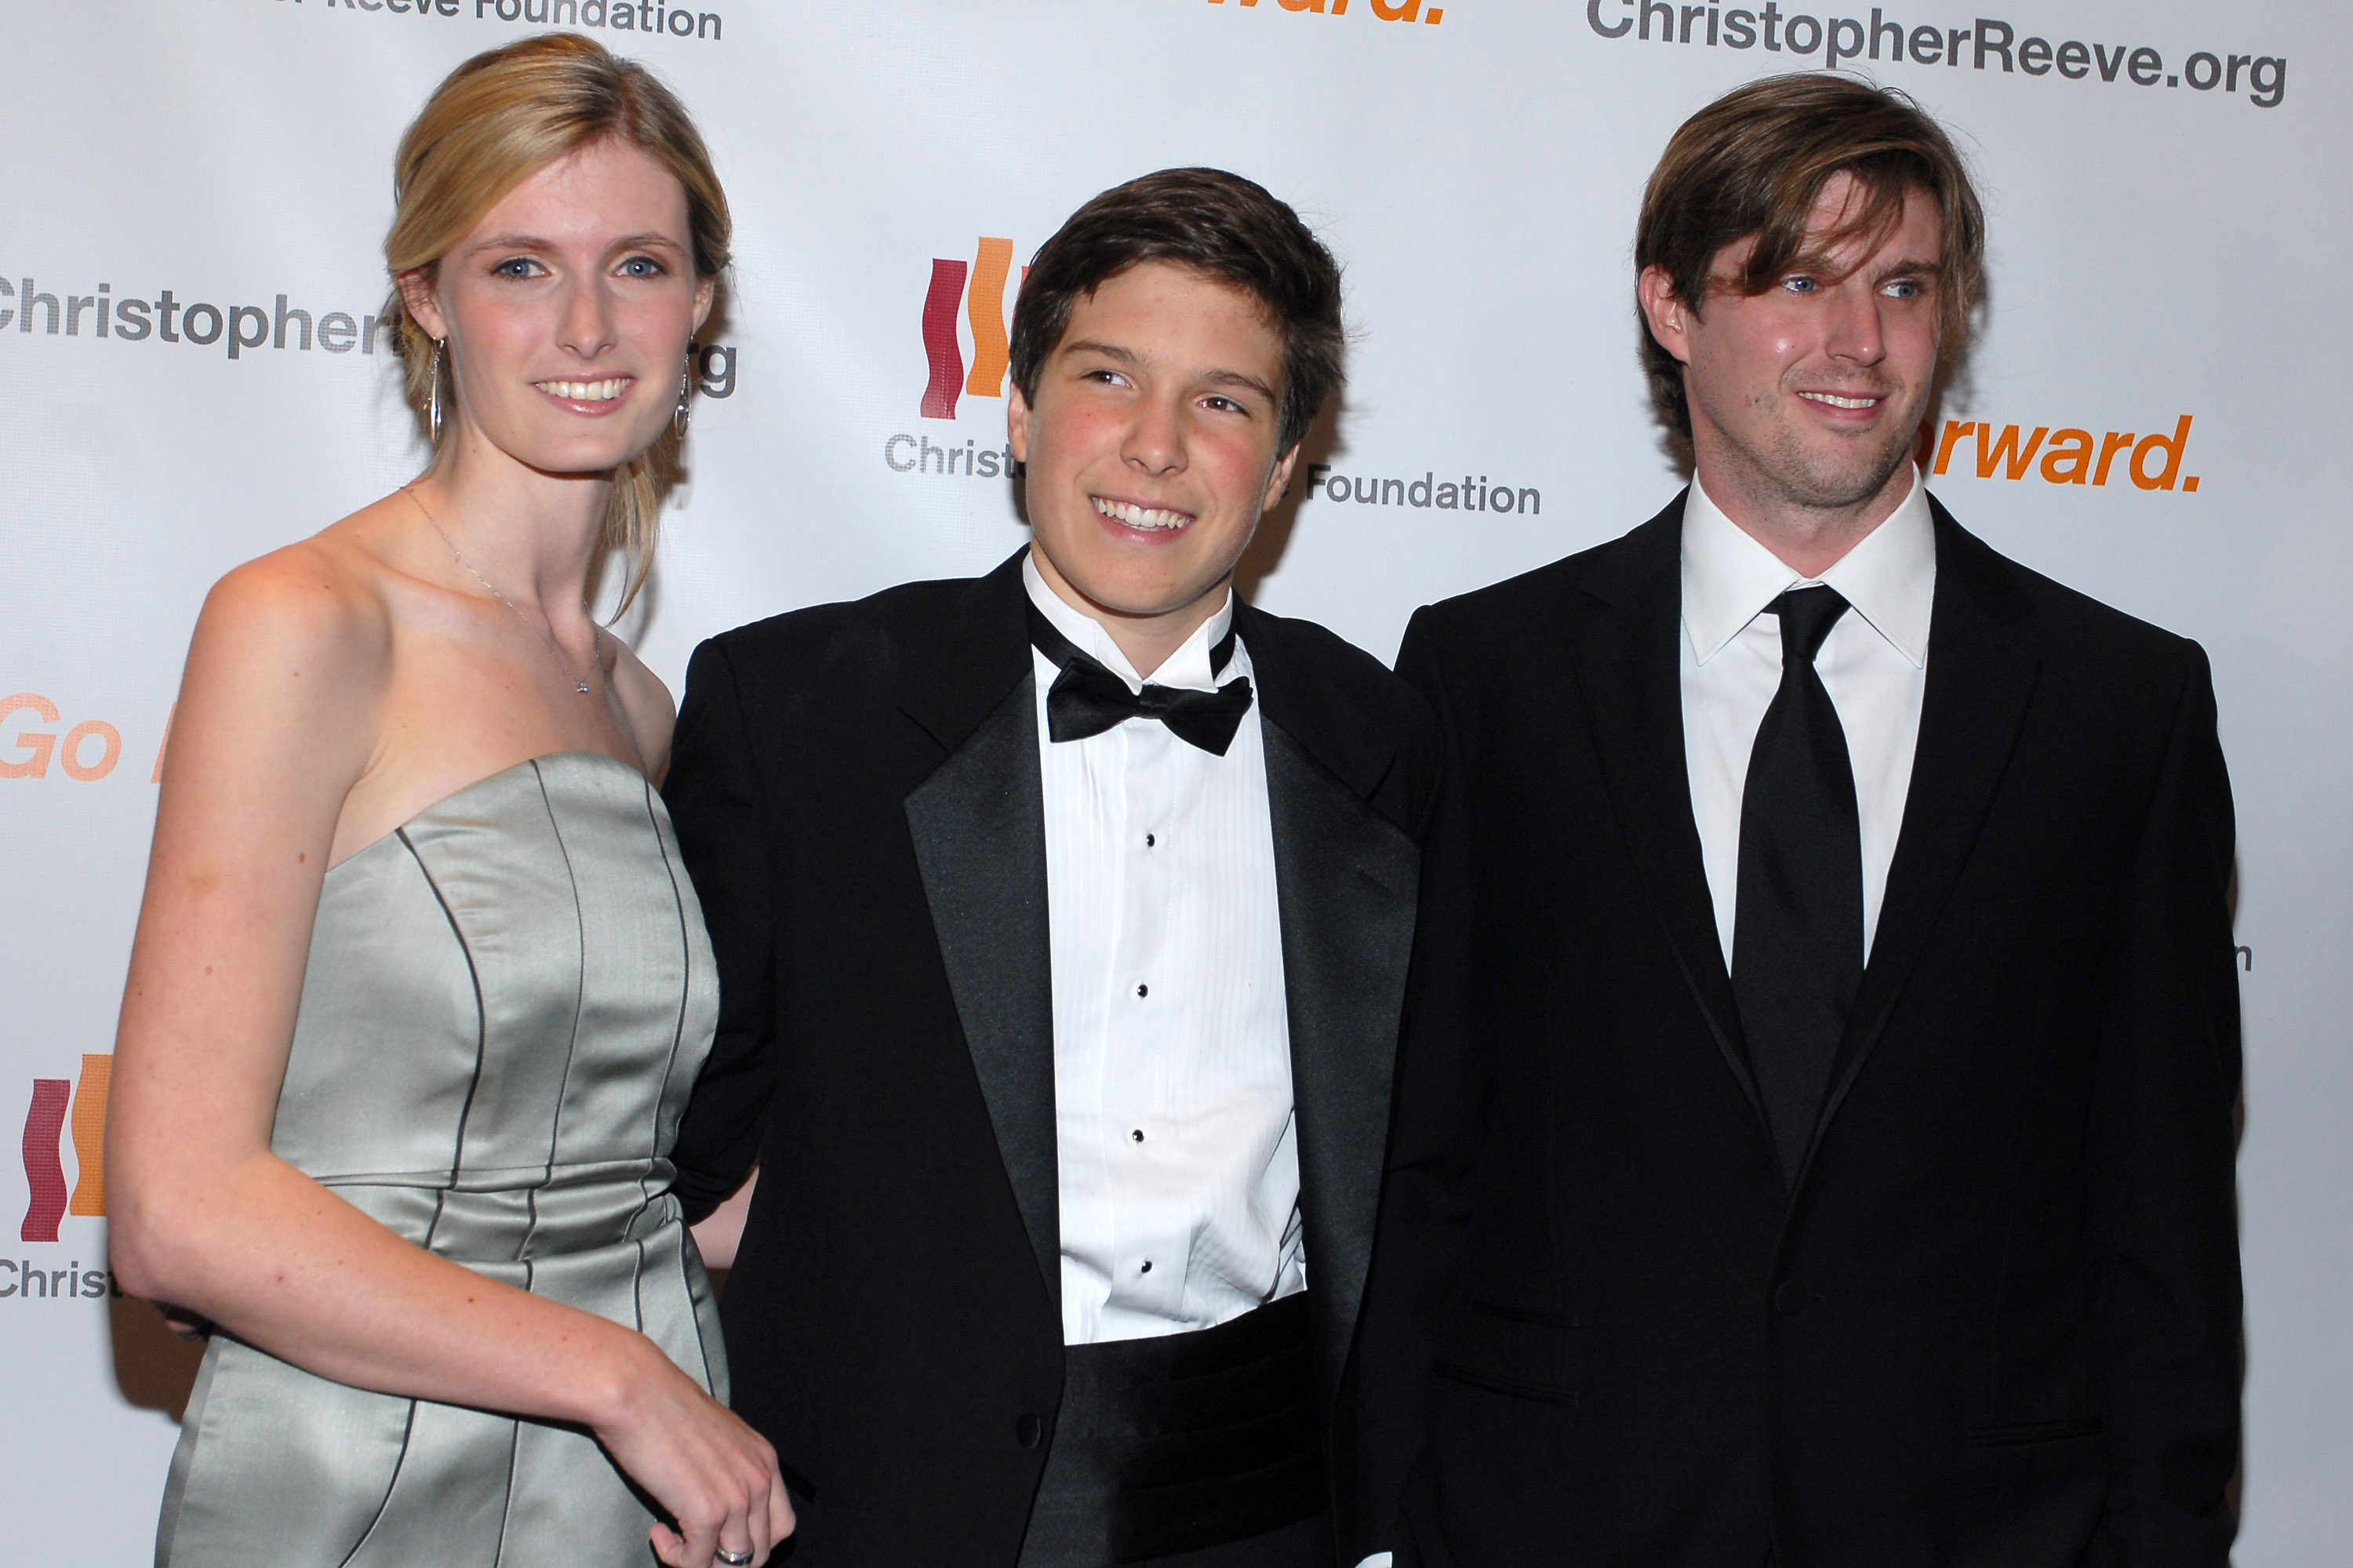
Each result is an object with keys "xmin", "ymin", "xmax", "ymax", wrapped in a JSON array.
[
  {"xmin": 1680, "ymin": 467, "xmax": 1937, "ymax": 967},
  {"xmin": 1024, "ymin": 555, "xmax": 1305, "ymax": 1347}
]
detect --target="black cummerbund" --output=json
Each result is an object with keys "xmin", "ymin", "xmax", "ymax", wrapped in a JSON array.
[{"xmin": 1018, "ymin": 1291, "xmax": 1324, "ymax": 1566}]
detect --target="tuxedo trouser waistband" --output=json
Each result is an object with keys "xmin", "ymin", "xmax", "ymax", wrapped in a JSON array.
[{"xmin": 1018, "ymin": 1292, "xmax": 1323, "ymax": 1568}]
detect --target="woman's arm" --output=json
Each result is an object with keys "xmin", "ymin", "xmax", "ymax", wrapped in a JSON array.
[
  {"xmin": 109, "ymin": 548, "xmax": 630, "ymax": 1410},
  {"xmin": 107, "ymin": 546, "xmax": 787, "ymax": 1566}
]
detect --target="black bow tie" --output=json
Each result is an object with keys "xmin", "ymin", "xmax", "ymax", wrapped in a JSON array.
[{"xmin": 1027, "ymin": 602, "xmax": 1255, "ymax": 756}]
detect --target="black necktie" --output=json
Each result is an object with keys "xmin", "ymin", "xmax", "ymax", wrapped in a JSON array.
[
  {"xmin": 1027, "ymin": 602, "xmax": 1256, "ymax": 757},
  {"xmin": 1731, "ymin": 585, "xmax": 1864, "ymax": 1187}
]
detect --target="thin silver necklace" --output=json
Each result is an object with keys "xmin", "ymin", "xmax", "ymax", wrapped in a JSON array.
[{"xmin": 405, "ymin": 486, "xmax": 600, "ymax": 696}]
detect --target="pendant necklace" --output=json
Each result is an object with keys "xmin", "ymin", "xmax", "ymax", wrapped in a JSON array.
[{"xmin": 405, "ymin": 486, "xmax": 600, "ymax": 696}]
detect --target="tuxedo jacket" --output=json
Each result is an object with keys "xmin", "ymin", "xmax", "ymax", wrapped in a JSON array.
[
  {"xmin": 663, "ymin": 551, "xmax": 1441, "ymax": 1565},
  {"xmin": 1353, "ymin": 495, "xmax": 2242, "ymax": 1567}
]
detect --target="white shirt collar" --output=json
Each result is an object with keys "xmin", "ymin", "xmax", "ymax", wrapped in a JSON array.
[
  {"xmin": 1680, "ymin": 465, "xmax": 1937, "ymax": 670},
  {"xmin": 1022, "ymin": 550, "xmax": 1236, "ymax": 694}
]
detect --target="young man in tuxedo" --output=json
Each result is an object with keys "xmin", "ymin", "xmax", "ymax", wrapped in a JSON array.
[
  {"xmin": 1354, "ymin": 76, "xmax": 2242, "ymax": 1566},
  {"xmin": 665, "ymin": 168, "xmax": 1438, "ymax": 1567}
]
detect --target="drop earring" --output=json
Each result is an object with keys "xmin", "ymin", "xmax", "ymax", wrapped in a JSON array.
[
  {"xmin": 427, "ymin": 337, "xmax": 446, "ymax": 446},
  {"xmin": 673, "ymin": 353, "xmax": 693, "ymax": 439}
]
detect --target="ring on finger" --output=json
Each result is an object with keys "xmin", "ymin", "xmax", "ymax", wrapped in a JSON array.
[{"xmin": 715, "ymin": 1550, "xmax": 754, "ymax": 1567}]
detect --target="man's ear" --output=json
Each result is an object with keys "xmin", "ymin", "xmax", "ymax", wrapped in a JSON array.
[
  {"xmin": 396, "ymin": 267, "xmax": 447, "ymax": 344},
  {"xmin": 1638, "ymin": 264, "xmax": 1693, "ymax": 366},
  {"xmin": 1008, "ymin": 383, "xmax": 1033, "ymax": 466},
  {"xmin": 1260, "ymin": 440, "xmax": 1303, "ymax": 514}
]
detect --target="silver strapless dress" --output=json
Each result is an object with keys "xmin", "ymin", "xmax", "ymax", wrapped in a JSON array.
[{"xmin": 155, "ymin": 753, "xmax": 727, "ymax": 1567}]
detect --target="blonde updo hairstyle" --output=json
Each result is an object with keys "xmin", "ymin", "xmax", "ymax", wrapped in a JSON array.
[{"xmin": 384, "ymin": 32, "xmax": 731, "ymax": 613}]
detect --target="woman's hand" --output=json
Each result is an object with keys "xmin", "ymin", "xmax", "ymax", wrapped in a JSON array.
[{"xmin": 592, "ymin": 1339, "xmax": 794, "ymax": 1568}]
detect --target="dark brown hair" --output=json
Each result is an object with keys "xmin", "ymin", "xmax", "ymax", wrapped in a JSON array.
[
  {"xmin": 1009, "ymin": 168, "xmax": 1344, "ymax": 452},
  {"xmin": 1635, "ymin": 73, "xmax": 1986, "ymax": 437}
]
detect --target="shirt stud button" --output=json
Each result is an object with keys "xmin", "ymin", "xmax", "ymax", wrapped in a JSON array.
[
  {"xmin": 1145, "ymin": 832, "xmax": 1156, "ymax": 847},
  {"xmin": 1132, "ymin": 1129, "xmax": 1144, "ymax": 1142},
  {"xmin": 1140, "ymin": 1261, "xmax": 1153, "ymax": 1274},
  {"xmin": 1136, "ymin": 983, "xmax": 1148, "ymax": 998}
]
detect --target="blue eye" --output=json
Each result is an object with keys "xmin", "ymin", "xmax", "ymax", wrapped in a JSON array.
[
  {"xmin": 1883, "ymin": 278, "xmax": 1922, "ymax": 299},
  {"xmin": 619, "ymin": 256, "xmax": 666, "ymax": 278},
  {"xmin": 1783, "ymin": 275, "xmax": 1818, "ymax": 294},
  {"xmin": 493, "ymin": 257, "xmax": 542, "ymax": 278}
]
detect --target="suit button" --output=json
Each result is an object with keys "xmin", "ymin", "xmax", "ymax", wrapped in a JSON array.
[
  {"xmin": 1014, "ymin": 1412, "xmax": 1043, "ymax": 1449},
  {"xmin": 1774, "ymin": 1280, "xmax": 1807, "ymax": 1316}
]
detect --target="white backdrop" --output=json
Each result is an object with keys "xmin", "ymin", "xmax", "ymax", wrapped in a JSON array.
[{"xmin": 4, "ymin": 2, "xmax": 2345, "ymax": 1559}]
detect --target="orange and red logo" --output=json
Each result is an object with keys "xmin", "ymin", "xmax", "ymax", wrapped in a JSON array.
[
  {"xmin": 20, "ymin": 1054, "xmax": 108, "ymax": 1242},
  {"xmin": 920, "ymin": 237, "xmax": 1023, "ymax": 420}
]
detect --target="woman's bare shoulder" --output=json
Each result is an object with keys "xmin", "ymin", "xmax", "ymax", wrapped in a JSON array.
[
  {"xmin": 193, "ymin": 499, "xmax": 423, "ymax": 672},
  {"xmin": 152, "ymin": 504, "xmax": 430, "ymax": 884},
  {"xmin": 209, "ymin": 504, "xmax": 399, "ymax": 630},
  {"xmin": 176, "ymin": 500, "xmax": 428, "ymax": 753},
  {"xmin": 602, "ymin": 631, "xmax": 678, "ymax": 780}
]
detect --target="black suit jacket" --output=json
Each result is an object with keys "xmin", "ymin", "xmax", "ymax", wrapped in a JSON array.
[
  {"xmin": 664, "ymin": 551, "xmax": 1441, "ymax": 1565},
  {"xmin": 1354, "ymin": 495, "xmax": 2242, "ymax": 1567}
]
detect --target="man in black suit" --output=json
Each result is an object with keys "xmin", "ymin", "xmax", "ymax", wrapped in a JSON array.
[
  {"xmin": 666, "ymin": 169, "xmax": 1438, "ymax": 1567},
  {"xmin": 1353, "ymin": 76, "xmax": 2242, "ymax": 1566}
]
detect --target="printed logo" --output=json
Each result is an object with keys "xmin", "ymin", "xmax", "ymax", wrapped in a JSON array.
[
  {"xmin": 2, "ymin": 276, "xmax": 394, "ymax": 358},
  {"xmin": 921, "ymin": 238, "xmax": 1022, "ymax": 421},
  {"xmin": 276, "ymin": 0, "xmax": 729, "ymax": 47},
  {"xmin": 20, "ymin": 1056, "xmax": 108, "ymax": 1243},
  {"xmin": 1929, "ymin": 414, "xmax": 2199, "ymax": 491},
  {"xmin": 1583, "ymin": 5, "xmax": 2287, "ymax": 109},
  {"xmin": 0, "ymin": 695, "xmax": 170, "ymax": 783},
  {"xmin": 1304, "ymin": 464, "xmax": 1544, "ymax": 515},
  {"xmin": 2, "ymin": 272, "xmax": 740, "ymax": 398},
  {"xmin": 1205, "ymin": 0, "xmax": 1449, "ymax": 25}
]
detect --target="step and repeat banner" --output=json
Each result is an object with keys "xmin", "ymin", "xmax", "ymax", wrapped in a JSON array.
[{"xmin": 3, "ymin": 1, "xmax": 2345, "ymax": 1558}]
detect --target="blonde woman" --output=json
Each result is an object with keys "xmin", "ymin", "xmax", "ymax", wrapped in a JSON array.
[{"xmin": 107, "ymin": 35, "xmax": 791, "ymax": 1568}]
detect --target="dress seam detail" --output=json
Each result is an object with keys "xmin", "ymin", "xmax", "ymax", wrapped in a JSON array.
[
  {"xmin": 638, "ymin": 775, "xmax": 694, "ymax": 1235},
  {"xmin": 397, "ymin": 825, "xmax": 490, "ymax": 1243},
  {"xmin": 332, "ymin": 1399, "xmax": 420, "ymax": 1568},
  {"xmin": 522, "ymin": 759, "xmax": 591, "ymax": 1264}
]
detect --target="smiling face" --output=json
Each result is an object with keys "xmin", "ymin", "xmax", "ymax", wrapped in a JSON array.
[
  {"xmin": 399, "ymin": 136, "xmax": 715, "ymax": 479},
  {"xmin": 1642, "ymin": 173, "xmax": 1943, "ymax": 553},
  {"xmin": 1009, "ymin": 260, "xmax": 1297, "ymax": 672}
]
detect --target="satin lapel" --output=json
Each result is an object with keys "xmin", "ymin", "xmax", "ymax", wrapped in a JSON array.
[
  {"xmin": 1794, "ymin": 504, "xmax": 2041, "ymax": 1189},
  {"xmin": 1570, "ymin": 506, "xmax": 1762, "ymax": 1122},
  {"xmin": 900, "ymin": 556, "xmax": 1060, "ymax": 1309},
  {"xmin": 1262, "ymin": 720, "xmax": 1420, "ymax": 1399}
]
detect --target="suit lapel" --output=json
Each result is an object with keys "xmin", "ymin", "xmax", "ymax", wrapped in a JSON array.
[
  {"xmin": 1571, "ymin": 499, "xmax": 1764, "ymax": 1124},
  {"xmin": 1793, "ymin": 503, "xmax": 2041, "ymax": 1188},
  {"xmin": 900, "ymin": 555, "xmax": 1061, "ymax": 1309},
  {"xmin": 1254, "ymin": 693, "xmax": 1420, "ymax": 1397}
]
